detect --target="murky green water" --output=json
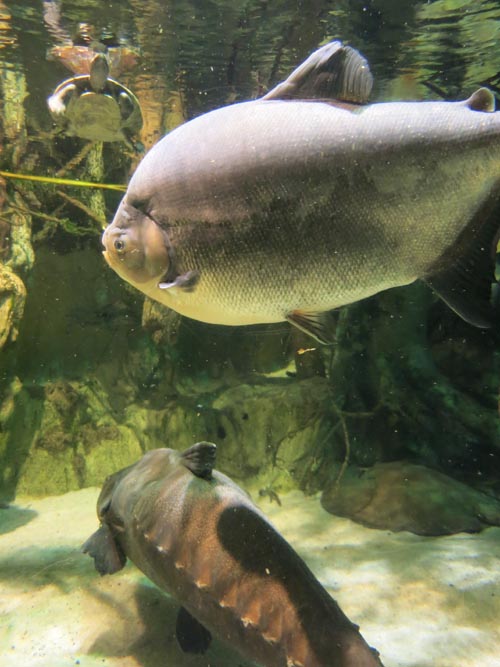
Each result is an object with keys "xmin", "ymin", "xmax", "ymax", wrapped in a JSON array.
[{"xmin": 0, "ymin": 1, "xmax": 499, "ymax": 666}]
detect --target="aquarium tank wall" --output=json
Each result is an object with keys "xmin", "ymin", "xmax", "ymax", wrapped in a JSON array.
[{"xmin": 0, "ymin": 1, "xmax": 499, "ymax": 666}]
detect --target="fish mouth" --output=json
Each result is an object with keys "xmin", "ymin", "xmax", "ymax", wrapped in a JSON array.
[
  {"xmin": 102, "ymin": 249, "xmax": 111, "ymax": 266},
  {"xmin": 101, "ymin": 225, "xmax": 110, "ymax": 246},
  {"xmin": 101, "ymin": 225, "xmax": 113, "ymax": 267}
]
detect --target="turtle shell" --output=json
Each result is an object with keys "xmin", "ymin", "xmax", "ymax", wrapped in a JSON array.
[{"xmin": 48, "ymin": 74, "xmax": 143, "ymax": 144}]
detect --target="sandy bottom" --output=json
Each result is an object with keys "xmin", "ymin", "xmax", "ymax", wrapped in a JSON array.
[{"xmin": 0, "ymin": 487, "xmax": 499, "ymax": 667}]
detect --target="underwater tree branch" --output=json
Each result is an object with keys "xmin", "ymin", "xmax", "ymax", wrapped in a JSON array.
[
  {"xmin": 55, "ymin": 190, "xmax": 106, "ymax": 229},
  {"xmin": 7, "ymin": 203, "xmax": 63, "ymax": 226},
  {"xmin": 330, "ymin": 402, "xmax": 351, "ymax": 496},
  {"xmin": 6, "ymin": 203, "xmax": 95, "ymax": 239},
  {"xmin": 55, "ymin": 142, "xmax": 97, "ymax": 178}
]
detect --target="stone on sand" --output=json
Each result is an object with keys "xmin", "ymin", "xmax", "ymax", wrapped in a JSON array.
[{"xmin": 321, "ymin": 461, "xmax": 500, "ymax": 536}]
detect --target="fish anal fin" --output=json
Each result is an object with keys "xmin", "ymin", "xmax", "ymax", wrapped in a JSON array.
[
  {"xmin": 181, "ymin": 442, "xmax": 216, "ymax": 479},
  {"xmin": 286, "ymin": 309, "xmax": 336, "ymax": 345},
  {"xmin": 175, "ymin": 606, "xmax": 212, "ymax": 654},
  {"xmin": 424, "ymin": 184, "xmax": 500, "ymax": 327},
  {"xmin": 263, "ymin": 40, "xmax": 373, "ymax": 104},
  {"xmin": 463, "ymin": 88, "xmax": 495, "ymax": 113},
  {"xmin": 82, "ymin": 524, "xmax": 127, "ymax": 575}
]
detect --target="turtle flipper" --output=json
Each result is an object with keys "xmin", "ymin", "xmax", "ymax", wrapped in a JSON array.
[{"xmin": 48, "ymin": 83, "xmax": 77, "ymax": 116}]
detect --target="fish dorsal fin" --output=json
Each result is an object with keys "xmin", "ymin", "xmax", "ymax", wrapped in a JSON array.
[
  {"xmin": 262, "ymin": 40, "xmax": 373, "ymax": 104},
  {"xmin": 462, "ymin": 88, "xmax": 495, "ymax": 113},
  {"xmin": 181, "ymin": 442, "xmax": 216, "ymax": 479},
  {"xmin": 463, "ymin": 88, "xmax": 495, "ymax": 113},
  {"xmin": 424, "ymin": 184, "xmax": 500, "ymax": 327}
]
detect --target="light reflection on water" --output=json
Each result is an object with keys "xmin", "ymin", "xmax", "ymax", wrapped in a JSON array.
[{"xmin": 2, "ymin": 1, "xmax": 500, "ymax": 117}]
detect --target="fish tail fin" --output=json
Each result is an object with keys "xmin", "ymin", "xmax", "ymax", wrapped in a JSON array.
[{"xmin": 424, "ymin": 184, "xmax": 500, "ymax": 328}]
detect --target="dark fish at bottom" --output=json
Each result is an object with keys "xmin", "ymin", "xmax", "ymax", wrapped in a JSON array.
[{"xmin": 83, "ymin": 443, "xmax": 384, "ymax": 667}]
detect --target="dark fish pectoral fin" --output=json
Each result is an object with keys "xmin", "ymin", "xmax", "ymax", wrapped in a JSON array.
[
  {"xmin": 158, "ymin": 270, "xmax": 199, "ymax": 292},
  {"xmin": 424, "ymin": 186, "xmax": 500, "ymax": 328},
  {"xmin": 82, "ymin": 525, "xmax": 127, "ymax": 575},
  {"xmin": 286, "ymin": 309, "xmax": 336, "ymax": 345},
  {"xmin": 262, "ymin": 40, "xmax": 373, "ymax": 105},
  {"xmin": 181, "ymin": 442, "xmax": 216, "ymax": 479},
  {"xmin": 175, "ymin": 606, "xmax": 212, "ymax": 654}
]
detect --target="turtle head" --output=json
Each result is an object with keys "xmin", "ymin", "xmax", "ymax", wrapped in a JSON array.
[
  {"xmin": 89, "ymin": 53, "xmax": 109, "ymax": 92},
  {"xmin": 102, "ymin": 198, "xmax": 170, "ymax": 287}
]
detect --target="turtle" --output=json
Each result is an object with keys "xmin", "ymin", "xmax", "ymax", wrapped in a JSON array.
[{"xmin": 47, "ymin": 53, "xmax": 143, "ymax": 148}]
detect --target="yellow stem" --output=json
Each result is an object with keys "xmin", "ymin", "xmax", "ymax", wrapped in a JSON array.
[{"xmin": 0, "ymin": 170, "xmax": 126, "ymax": 192}]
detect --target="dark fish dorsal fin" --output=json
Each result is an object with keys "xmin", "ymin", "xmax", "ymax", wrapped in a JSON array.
[
  {"xmin": 262, "ymin": 40, "xmax": 373, "ymax": 104},
  {"xmin": 463, "ymin": 88, "xmax": 495, "ymax": 113},
  {"xmin": 424, "ymin": 184, "xmax": 500, "ymax": 327},
  {"xmin": 181, "ymin": 442, "xmax": 216, "ymax": 479}
]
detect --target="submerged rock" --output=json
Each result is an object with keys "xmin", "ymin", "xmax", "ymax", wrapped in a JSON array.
[
  {"xmin": 0, "ymin": 372, "xmax": 336, "ymax": 498},
  {"xmin": 211, "ymin": 377, "xmax": 333, "ymax": 485},
  {"xmin": 321, "ymin": 461, "xmax": 500, "ymax": 536},
  {"xmin": 6, "ymin": 379, "xmax": 144, "ymax": 497}
]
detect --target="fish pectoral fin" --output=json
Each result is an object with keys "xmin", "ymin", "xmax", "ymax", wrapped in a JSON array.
[
  {"xmin": 463, "ymin": 88, "xmax": 495, "ymax": 113},
  {"xmin": 423, "ymin": 186, "xmax": 500, "ymax": 328},
  {"xmin": 158, "ymin": 269, "xmax": 199, "ymax": 292},
  {"xmin": 81, "ymin": 524, "xmax": 127, "ymax": 575},
  {"xmin": 286, "ymin": 309, "xmax": 337, "ymax": 345},
  {"xmin": 175, "ymin": 606, "xmax": 212, "ymax": 654},
  {"xmin": 181, "ymin": 441, "xmax": 217, "ymax": 479},
  {"xmin": 262, "ymin": 40, "xmax": 373, "ymax": 104}
]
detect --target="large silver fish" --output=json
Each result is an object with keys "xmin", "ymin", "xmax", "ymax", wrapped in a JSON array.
[
  {"xmin": 102, "ymin": 41, "xmax": 500, "ymax": 343},
  {"xmin": 83, "ymin": 443, "xmax": 384, "ymax": 667}
]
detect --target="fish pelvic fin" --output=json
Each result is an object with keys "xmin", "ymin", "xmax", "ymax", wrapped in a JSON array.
[
  {"xmin": 424, "ymin": 183, "xmax": 500, "ymax": 328},
  {"xmin": 176, "ymin": 606, "xmax": 212, "ymax": 654},
  {"xmin": 286, "ymin": 309, "xmax": 337, "ymax": 345},
  {"xmin": 262, "ymin": 40, "xmax": 373, "ymax": 105},
  {"xmin": 82, "ymin": 524, "xmax": 127, "ymax": 575},
  {"xmin": 181, "ymin": 441, "xmax": 217, "ymax": 480}
]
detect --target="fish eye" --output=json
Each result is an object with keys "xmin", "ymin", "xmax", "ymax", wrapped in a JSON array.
[{"xmin": 114, "ymin": 239, "xmax": 126, "ymax": 252}]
